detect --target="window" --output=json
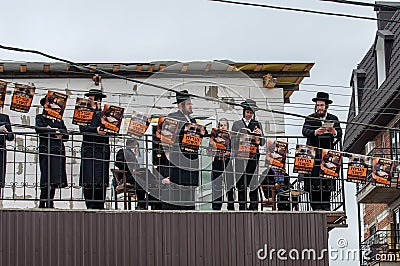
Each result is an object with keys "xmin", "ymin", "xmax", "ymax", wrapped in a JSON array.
[
  {"xmin": 390, "ymin": 120, "xmax": 400, "ymax": 161},
  {"xmin": 394, "ymin": 208, "xmax": 400, "ymax": 231},
  {"xmin": 351, "ymin": 69, "xmax": 366, "ymax": 117},
  {"xmin": 375, "ymin": 30, "xmax": 394, "ymax": 88},
  {"xmin": 369, "ymin": 224, "xmax": 377, "ymax": 236},
  {"xmin": 205, "ymin": 86, "xmax": 218, "ymax": 98},
  {"xmin": 376, "ymin": 36, "xmax": 386, "ymax": 87}
]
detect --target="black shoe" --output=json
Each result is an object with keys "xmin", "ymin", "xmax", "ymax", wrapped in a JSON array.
[
  {"xmin": 248, "ymin": 205, "xmax": 258, "ymax": 211},
  {"xmin": 227, "ymin": 204, "xmax": 235, "ymax": 210}
]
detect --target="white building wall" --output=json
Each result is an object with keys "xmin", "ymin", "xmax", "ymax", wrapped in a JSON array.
[{"xmin": 2, "ymin": 76, "xmax": 286, "ymax": 209}]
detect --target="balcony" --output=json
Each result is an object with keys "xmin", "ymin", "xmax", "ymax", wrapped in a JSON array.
[
  {"xmin": 361, "ymin": 230, "xmax": 400, "ymax": 266},
  {"xmin": 0, "ymin": 131, "xmax": 347, "ymax": 265},
  {"xmin": 0, "ymin": 131, "xmax": 347, "ymax": 229},
  {"xmin": 356, "ymin": 148, "xmax": 400, "ymax": 204}
]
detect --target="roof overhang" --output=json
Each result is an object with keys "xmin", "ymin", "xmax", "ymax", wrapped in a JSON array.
[{"xmin": 0, "ymin": 61, "xmax": 314, "ymax": 103}]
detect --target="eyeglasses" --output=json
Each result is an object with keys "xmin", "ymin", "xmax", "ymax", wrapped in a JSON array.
[{"xmin": 315, "ymin": 104, "xmax": 326, "ymax": 107}]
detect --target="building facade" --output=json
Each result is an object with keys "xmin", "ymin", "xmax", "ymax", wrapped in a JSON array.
[{"xmin": 344, "ymin": 3, "xmax": 400, "ymax": 265}]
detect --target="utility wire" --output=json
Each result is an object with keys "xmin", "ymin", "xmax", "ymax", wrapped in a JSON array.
[
  {"xmin": 209, "ymin": 0, "xmax": 400, "ymax": 23},
  {"xmin": 1, "ymin": 43, "xmax": 400, "ymax": 132},
  {"xmin": 320, "ymin": 0, "xmax": 400, "ymax": 10}
]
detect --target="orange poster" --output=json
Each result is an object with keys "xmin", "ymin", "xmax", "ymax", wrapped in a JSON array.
[
  {"xmin": 127, "ymin": 111, "xmax": 150, "ymax": 138},
  {"xmin": 319, "ymin": 149, "xmax": 342, "ymax": 179},
  {"xmin": 99, "ymin": 104, "xmax": 124, "ymax": 133},
  {"xmin": 372, "ymin": 157, "xmax": 393, "ymax": 187},
  {"xmin": 0, "ymin": 80, "xmax": 7, "ymax": 107},
  {"xmin": 266, "ymin": 139, "xmax": 288, "ymax": 173},
  {"xmin": 72, "ymin": 97, "xmax": 94, "ymax": 126},
  {"xmin": 156, "ymin": 117, "xmax": 179, "ymax": 146},
  {"xmin": 347, "ymin": 155, "xmax": 369, "ymax": 183},
  {"xmin": 42, "ymin": 90, "xmax": 68, "ymax": 120},
  {"xmin": 181, "ymin": 123, "xmax": 206, "ymax": 153},
  {"xmin": 236, "ymin": 128, "xmax": 260, "ymax": 159},
  {"xmin": 10, "ymin": 84, "xmax": 36, "ymax": 113},
  {"xmin": 293, "ymin": 144, "xmax": 316, "ymax": 175}
]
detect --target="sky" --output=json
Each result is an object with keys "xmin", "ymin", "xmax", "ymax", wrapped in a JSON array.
[{"xmin": 1, "ymin": 0, "xmax": 398, "ymax": 265}]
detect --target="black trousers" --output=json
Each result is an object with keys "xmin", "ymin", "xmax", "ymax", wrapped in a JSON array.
[
  {"xmin": 303, "ymin": 164, "xmax": 333, "ymax": 211},
  {"xmin": 161, "ymin": 184, "xmax": 196, "ymax": 210},
  {"xmin": 83, "ymin": 186, "xmax": 107, "ymax": 209},
  {"xmin": 39, "ymin": 187, "xmax": 56, "ymax": 208},
  {"xmin": 235, "ymin": 157, "xmax": 259, "ymax": 210},
  {"xmin": 212, "ymin": 158, "xmax": 234, "ymax": 210}
]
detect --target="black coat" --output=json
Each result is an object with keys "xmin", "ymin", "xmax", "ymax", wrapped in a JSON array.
[
  {"xmin": 167, "ymin": 110, "xmax": 199, "ymax": 186},
  {"xmin": 231, "ymin": 118, "xmax": 265, "ymax": 157},
  {"xmin": 0, "ymin": 114, "xmax": 14, "ymax": 188},
  {"xmin": 35, "ymin": 114, "xmax": 69, "ymax": 187},
  {"xmin": 302, "ymin": 113, "xmax": 342, "ymax": 150},
  {"xmin": 302, "ymin": 112, "xmax": 342, "ymax": 191},
  {"xmin": 115, "ymin": 148, "xmax": 139, "ymax": 185},
  {"xmin": 79, "ymin": 111, "xmax": 111, "ymax": 187}
]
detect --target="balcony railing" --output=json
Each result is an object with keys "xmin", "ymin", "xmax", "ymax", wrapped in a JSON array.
[
  {"xmin": 356, "ymin": 148, "xmax": 400, "ymax": 204},
  {"xmin": 360, "ymin": 230, "xmax": 400, "ymax": 265},
  {"xmin": 0, "ymin": 130, "xmax": 346, "ymax": 214}
]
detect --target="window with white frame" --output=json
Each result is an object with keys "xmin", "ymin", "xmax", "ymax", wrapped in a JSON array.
[{"xmin": 376, "ymin": 36, "xmax": 386, "ymax": 88}]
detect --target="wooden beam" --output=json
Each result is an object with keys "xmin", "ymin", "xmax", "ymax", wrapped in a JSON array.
[
  {"xmin": 282, "ymin": 64, "xmax": 291, "ymax": 71},
  {"xmin": 181, "ymin": 64, "xmax": 189, "ymax": 72},
  {"xmin": 226, "ymin": 65, "xmax": 235, "ymax": 71},
  {"xmin": 304, "ymin": 64, "xmax": 313, "ymax": 71},
  {"xmin": 112, "ymin": 64, "xmax": 120, "ymax": 72},
  {"xmin": 19, "ymin": 64, "xmax": 27, "ymax": 73},
  {"xmin": 294, "ymin": 77, "xmax": 304, "ymax": 84},
  {"xmin": 253, "ymin": 64, "xmax": 262, "ymax": 72},
  {"xmin": 89, "ymin": 64, "xmax": 96, "ymax": 73}
]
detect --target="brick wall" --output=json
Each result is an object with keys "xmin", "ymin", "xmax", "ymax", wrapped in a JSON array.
[
  {"xmin": 363, "ymin": 203, "xmax": 393, "ymax": 239},
  {"xmin": 374, "ymin": 131, "xmax": 392, "ymax": 158},
  {"xmin": 363, "ymin": 132, "xmax": 394, "ymax": 240}
]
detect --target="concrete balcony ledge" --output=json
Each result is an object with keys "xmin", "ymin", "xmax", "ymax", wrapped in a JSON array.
[{"xmin": 356, "ymin": 182, "xmax": 400, "ymax": 204}]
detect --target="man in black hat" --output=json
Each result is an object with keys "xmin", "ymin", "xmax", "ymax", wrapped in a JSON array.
[
  {"xmin": 162, "ymin": 90, "xmax": 199, "ymax": 210},
  {"xmin": 79, "ymin": 88, "xmax": 110, "ymax": 209},
  {"xmin": 36, "ymin": 97, "xmax": 69, "ymax": 208},
  {"xmin": 302, "ymin": 91, "xmax": 342, "ymax": 211},
  {"xmin": 231, "ymin": 99, "xmax": 265, "ymax": 210}
]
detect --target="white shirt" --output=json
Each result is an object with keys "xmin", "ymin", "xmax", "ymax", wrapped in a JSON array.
[{"xmin": 242, "ymin": 118, "xmax": 251, "ymax": 127}]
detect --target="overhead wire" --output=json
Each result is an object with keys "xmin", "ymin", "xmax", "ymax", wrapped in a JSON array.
[
  {"xmin": 1, "ymin": 44, "xmax": 400, "ymax": 133},
  {"xmin": 319, "ymin": 0, "xmax": 400, "ymax": 10},
  {"xmin": 209, "ymin": 0, "xmax": 400, "ymax": 23}
]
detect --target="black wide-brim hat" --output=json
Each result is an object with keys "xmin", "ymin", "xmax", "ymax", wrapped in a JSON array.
[
  {"xmin": 84, "ymin": 88, "xmax": 107, "ymax": 99},
  {"xmin": 173, "ymin": 90, "xmax": 191, "ymax": 104},
  {"xmin": 40, "ymin": 97, "xmax": 47, "ymax": 106},
  {"xmin": 240, "ymin": 99, "xmax": 259, "ymax": 112},
  {"xmin": 312, "ymin": 92, "xmax": 332, "ymax": 104}
]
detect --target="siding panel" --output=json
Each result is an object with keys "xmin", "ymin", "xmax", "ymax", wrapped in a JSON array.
[{"xmin": 0, "ymin": 210, "xmax": 328, "ymax": 266}]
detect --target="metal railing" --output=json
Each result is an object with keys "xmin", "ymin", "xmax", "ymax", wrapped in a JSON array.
[
  {"xmin": 360, "ymin": 229, "xmax": 400, "ymax": 265},
  {"xmin": 0, "ymin": 130, "xmax": 346, "ymax": 212},
  {"xmin": 356, "ymin": 148, "xmax": 398, "ymax": 194}
]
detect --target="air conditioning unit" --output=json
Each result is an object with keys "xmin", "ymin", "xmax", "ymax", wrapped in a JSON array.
[{"xmin": 365, "ymin": 141, "xmax": 376, "ymax": 155}]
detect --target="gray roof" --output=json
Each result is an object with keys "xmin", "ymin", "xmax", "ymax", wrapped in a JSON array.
[{"xmin": 344, "ymin": 10, "xmax": 400, "ymax": 153}]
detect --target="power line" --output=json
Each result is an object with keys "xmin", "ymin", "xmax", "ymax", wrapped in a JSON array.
[
  {"xmin": 209, "ymin": 0, "xmax": 400, "ymax": 23},
  {"xmin": 1, "ymin": 44, "xmax": 400, "ymax": 133},
  {"xmin": 320, "ymin": 0, "xmax": 400, "ymax": 10}
]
